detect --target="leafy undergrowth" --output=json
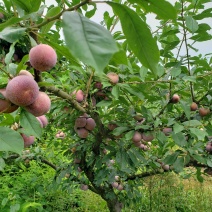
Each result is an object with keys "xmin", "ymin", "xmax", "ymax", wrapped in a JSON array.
[{"xmin": 0, "ymin": 161, "xmax": 211, "ymax": 212}]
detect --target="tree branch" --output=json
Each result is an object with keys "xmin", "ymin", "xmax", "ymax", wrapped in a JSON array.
[
  {"xmin": 33, "ymin": 0, "xmax": 90, "ymax": 29},
  {"xmin": 45, "ymin": 86, "xmax": 86, "ymax": 113}
]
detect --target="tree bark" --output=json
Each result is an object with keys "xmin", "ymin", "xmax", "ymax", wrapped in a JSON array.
[{"xmin": 106, "ymin": 199, "xmax": 123, "ymax": 212}]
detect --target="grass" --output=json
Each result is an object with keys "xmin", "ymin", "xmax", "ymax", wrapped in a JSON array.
[{"xmin": 0, "ymin": 160, "xmax": 211, "ymax": 212}]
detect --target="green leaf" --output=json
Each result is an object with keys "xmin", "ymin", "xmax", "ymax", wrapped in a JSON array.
[
  {"xmin": 20, "ymin": 110, "xmax": 42, "ymax": 138},
  {"xmin": 112, "ymin": 126, "xmax": 129, "ymax": 136},
  {"xmin": 96, "ymin": 100, "xmax": 112, "ymax": 107},
  {"xmin": 21, "ymin": 202, "xmax": 43, "ymax": 212},
  {"xmin": 0, "ymin": 158, "xmax": 5, "ymax": 171},
  {"xmin": 108, "ymin": 2, "xmax": 159, "ymax": 74},
  {"xmin": 41, "ymin": 7, "xmax": 62, "ymax": 34},
  {"xmin": 192, "ymin": 154, "xmax": 206, "ymax": 164},
  {"xmin": 183, "ymin": 120, "xmax": 203, "ymax": 127},
  {"xmin": 129, "ymin": 0, "xmax": 177, "ymax": 20},
  {"xmin": 163, "ymin": 151, "xmax": 180, "ymax": 165},
  {"xmin": 62, "ymin": 11, "xmax": 118, "ymax": 73},
  {"xmin": 128, "ymin": 149, "xmax": 139, "ymax": 166},
  {"xmin": 0, "ymin": 17, "xmax": 22, "ymax": 31},
  {"xmin": 5, "ymin": 41, "xmax": 17, "ymax": 65},
  {"xmin": 190, "ymin": 128, "xmax": 207, "ymax": 141},
  {"xmin": 180, "ymin": 101, "xmax": 190, "ymax": 120},
  {"xmin": 172, "ymin": 132, "xmax": 187, "ymax": 147},
  {"xmin": 185, "ymin": 15, "xmax": 199, "ymax": 33},
  {"xmin": 12, "ymin": 0, "xmax": 32, "ymax": 13},
  {"xmin": 0, "ymin": 27, "xmax": 26, "ymax": 43},
  {"xmin": 111, "ymin": 85, "xmax": 119, "ymax": 99},
  {"xmin": 173, "ymin": 123, "xmax": 184, "ymax": 134},
  {"xmin": 110, "ymin": 50, "xmax": 128, "ymax": 65},
  {"xmin": 207, "ymin": 158, "xmax": 212, "ymax": 167},
  {"xmin": 30, "ymin": 0, "xmax": 42, "ymax": 13},
  {"xmin": 173, "ymin": 157, "xmax": 184, "ymax": 173},
  {"xmin": 0, "ymin": 127, "xmax": 24, "ymax": 154}
]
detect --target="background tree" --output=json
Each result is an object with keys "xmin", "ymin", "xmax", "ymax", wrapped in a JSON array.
[{"xmin": 0, "ymin": 0, "xmax": 211, "ymax": 211}]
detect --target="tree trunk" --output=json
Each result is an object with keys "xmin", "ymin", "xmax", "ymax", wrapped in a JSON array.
[{"xmin": 106, "ymin": 199, "xmax": 123, "ymax": 212}]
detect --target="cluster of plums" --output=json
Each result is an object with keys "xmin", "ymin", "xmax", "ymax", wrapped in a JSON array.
[
  {"xmin": 74, "ymin": 113, "xmax": 96, "ymax": 138},
  {"xmin": 0, "ymin": 44, "xmax": 57, "ymax": 147}
]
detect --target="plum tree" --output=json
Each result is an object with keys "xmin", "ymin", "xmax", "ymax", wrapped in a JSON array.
[
  {"xmin": 24, "ymin": 91, "xmax": 51, "ymax": 116},
  {"xmin": 6, "ymin": 75, "xmax": 39, "ymax": 106},
  {"xmin": 29, "ymin": 44, "xmax": 57, "ymax": 71}
]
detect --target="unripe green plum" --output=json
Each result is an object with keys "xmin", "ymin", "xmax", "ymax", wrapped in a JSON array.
[
  {"xmin": 6, "ymin": 75, "xmax": 39, "ymax": 106},
  {"xmin": 24, "ymin": 92, "xmax": 51, "ymax": 116},
  {"xmin": 29, "ymin": 44, "xmax": 57, "ymax": 71}
]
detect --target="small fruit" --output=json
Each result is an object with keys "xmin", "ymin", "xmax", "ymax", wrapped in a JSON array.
[
  {"xmin": 76, "ymin": 128, "xmax": 89, "ymax": 138},
  {"xmin": 107, "ymin": 72, "xmax": 119, "ymax": 84},
  {"xmin": 75, "ymin": 117, "xmax": 87, "ymax": 128},
  {"xmin": 206, "ymin": 142, "xmax": 212, "ymax": 153},
  {"xmin": 162, "ymin": 164, "xmax": 170, "ymax": 171},
  {"xmin": 72, "ymin": 90, "xmax": 84, "ymax": 102},
  {"xmin": 162, "ymin": 127, "xmax": 172, "ymax": 136},
  {"xmin": 21, "ymin": 134, "xmax": 35, "ymax": 148},
  {"xmin": 18, "ymin": 70, "xmax": 34, "ymax": 79},
  {"xmin": 170, "ymin": 94, "xmax": 180, "ymax": 103},
  {"xmin": 24, "ymin": 92, "xmax": 51, "ymax": 116},
  {"xmin": 142, "ymin": 133, "xmax": 154, "ymax": 142},
  {"xmin": 132, "ymin": 131, "xmax": 142, "ymax": 143},
  {"xmin": 6, "ymin": 75, "xmax": 39, "ymax": 106},
  {"xmin": 190, "ymin": 102, "xmax": 198, "ymax": 111},
  {"xmin": 37, "ymin": 115, "xmax": 48, "ymax": 127},
  {"xmin": 36, "ymin": 117, "xmax": 44, "ymax": 128},
  {"xmin": 117, "ymin": 184, "xmax": 124, "ymax": 191},
  {"xmin": 112, "ymin": 182, "xmax": 119, "ymax": 188},
  {"xmin": 133, "ymin": 114, "xmax": 143, "ymax": 121},
  {"xmin": 0, "ymin": 89, "xmax": 19, "ymax": 113},
  {"xmin": 199, "ymin": 108, "xmax": 210, "ymax": 117},
  {"xmin": 114, "ymin": 175, "xmax": 120, "ymax": 181},
  {"xmin": 80, "ymin": 184, "xmax": 88, "ymax": 191},
  {"xmin": 94, "ymin": 82, "xmax": 103, "ymax": 90},
  {"xmin": 85, "ymin": 118, "xmax": 96, "ymax": 131},
  {"xmin": 29, "ymin": 44, "xmax": 57, "ymax": 71},
  {"xmin": 108, "ymin": 123, "xmax": 117, "ymax": 131}
]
